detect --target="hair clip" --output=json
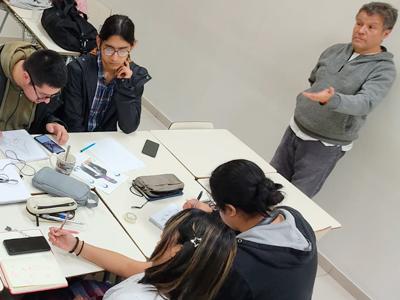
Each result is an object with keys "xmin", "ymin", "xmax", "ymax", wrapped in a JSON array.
[{"xmin": 190, "ymin": 237, "xmax": 202, "ymax": 248}]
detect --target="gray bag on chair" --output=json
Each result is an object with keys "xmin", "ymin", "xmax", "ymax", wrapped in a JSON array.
[{"xmin": 32, "ymin": 167, "xmax": 99, "ymax": 207}]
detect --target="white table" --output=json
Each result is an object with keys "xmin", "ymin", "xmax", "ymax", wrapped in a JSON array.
[
  {"xmin": 151, "ymin": 129, "xmax": 276, "ymax": 179},
  {"xmin": 54, "ymin": 131, "xmax": 207, "ymax": 257},
  {"xmin": 1, "ymin": 0, "xmax": 111, "ymax": 56},
  {"xmin": 8, "ymin": 130, "xmax": 341, "ymax": 262},
  {"xmin": 0, "ymin": 195, "xmax": 144, "ymax": 279},
  {"xmin": 197, "ymin": 173, "xmax": 341, "ymax": 240}
]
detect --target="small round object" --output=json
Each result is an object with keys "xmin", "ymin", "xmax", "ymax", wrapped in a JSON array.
[{"xmin": 124, "ymin": 212, "xmax": 137, "ymax": 224}]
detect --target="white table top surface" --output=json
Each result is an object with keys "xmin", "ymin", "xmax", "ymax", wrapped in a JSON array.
[
  {"xmin": 197, "ymin": 172, "xmax": 341, "ymax": 233},
  {"xmin": 85, "ymin": 131, "xmax": 208, "ymax": 257},
  {"xmin": 0, "ymin": 129, "xmax": 341, "ymax": 284},
  {"xmin": 0, "ymin": 194, "xmax": 144, "ymax": 278},
  {"xmin": 4, "ymin": 1, "xmax": 79, "ymax": 55},
  {"xmin": 151, "ymin": 129, "xmax": 276, "ymax": 179},
  {"xmin": 4, "ymin": 0, "xmax": 111, "ymax": 56},
  {"xmin": 21, "ymin": 131, "xmax": 206, "ymax": 257}
]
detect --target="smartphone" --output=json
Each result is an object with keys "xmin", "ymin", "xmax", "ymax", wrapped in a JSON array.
[
  {"xmin": 34, "ymin": 134, "xmax": 65, "ymax": 154},
  {"xmin": 142, "ymin": 139, "xmax": 159, "ymax": 158},
  {"xmin": 3, "ymin": 236, "xmax": 51, "ymax": 256}
]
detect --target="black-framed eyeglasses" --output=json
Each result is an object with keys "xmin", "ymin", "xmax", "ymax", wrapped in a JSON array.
[
  {"xmin": 26, "ymin": 69, "xmax": 60, "ymax": 102},
  {"xmin": 103, "ymin": 46, "xmax": 130, "ymax": 57}
]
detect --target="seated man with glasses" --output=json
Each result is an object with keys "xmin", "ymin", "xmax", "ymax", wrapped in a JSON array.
[
  {"xmin": 0, "ymin": 41, "xmax": 68, "ymax": 144},
  {"xmin": 59, "ymin": 15, "xmax": 151, "ymax": 133}
]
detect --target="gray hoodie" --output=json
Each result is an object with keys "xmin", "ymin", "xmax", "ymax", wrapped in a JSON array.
[{"xmin": 294, "ymin": 43, "xmax": 396, "ymax": 145}]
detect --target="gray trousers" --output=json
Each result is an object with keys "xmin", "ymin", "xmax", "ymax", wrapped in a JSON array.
[{"xmin": 270, "ymin": 127, "xmax": 345, "ymax": 198}]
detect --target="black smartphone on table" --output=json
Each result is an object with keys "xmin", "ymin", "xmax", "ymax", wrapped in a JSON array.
[
  {"xmin": 34, "ymin": 134, "xmax": 65, "ymax": 154},
  {"xmin": 142, "ymin": 139, "xmax": 159, "ymax": 158},
  {"xmin": 3, "ymin": 236, "xmax": 51, "ymax": 255}
]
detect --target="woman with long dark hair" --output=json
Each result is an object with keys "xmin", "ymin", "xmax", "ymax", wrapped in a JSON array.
[
  {"xmin": 60, "ymin": 14, "xmax": 151, "ymax": 133},
  {"xmin": 48, "ymin": 209, "xmax": 237, "ymax": 299}
]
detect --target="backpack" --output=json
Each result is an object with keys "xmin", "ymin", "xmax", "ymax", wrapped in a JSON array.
[{"xmin": 41, "ymin": 0, "xmax": 97, "ymax": 54}]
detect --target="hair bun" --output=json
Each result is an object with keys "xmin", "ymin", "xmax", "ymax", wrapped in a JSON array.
[{"xmin": 256, "ymin": 179, "xmax": 284, "ymax": 207}]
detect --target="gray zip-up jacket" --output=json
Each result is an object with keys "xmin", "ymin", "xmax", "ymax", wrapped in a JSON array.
[{"xmin": 294, "ymin": 43, "xmax": 396, "ymax": 145}]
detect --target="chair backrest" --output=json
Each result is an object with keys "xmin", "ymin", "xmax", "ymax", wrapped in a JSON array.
[{"xmin": 168, "ymin": 121, "xmax": 214, "ymax": 130}]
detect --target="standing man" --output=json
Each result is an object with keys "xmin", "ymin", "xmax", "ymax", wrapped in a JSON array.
[
  {"xmin": 271, "ymin": 2, "xmax": 397, "ymax": 198},
  {"xmin": 0, "ymin": 41, "xmax": 69, "ymax": 144}
]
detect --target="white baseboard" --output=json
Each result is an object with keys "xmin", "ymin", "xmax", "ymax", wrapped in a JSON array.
[
  {"xmin": 318, "ymin": 251, "xmax": 371, "ymax": 300},
  {"xmin": 142, "ymin": 96, "xmax": 171, "ymax": 128}
]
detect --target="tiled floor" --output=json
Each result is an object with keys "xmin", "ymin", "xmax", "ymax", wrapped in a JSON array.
[
  {"xmin": 141, "ymin": 105, "xmax": 356, "ymax": 300},
  {"xmin": 313, "ymin": 266, "xmax": 355, "ymax": 300}
]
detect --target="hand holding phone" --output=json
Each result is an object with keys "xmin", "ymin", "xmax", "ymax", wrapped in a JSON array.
[{"xmin": 34, "ymin": 134, "xmax": 65, "ymax": 154}]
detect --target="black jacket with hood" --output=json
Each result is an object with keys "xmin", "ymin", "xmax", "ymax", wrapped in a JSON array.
[
  {"xmin": 215, "ymin": 206, "xmax": 317, "ymax": 300},
  {"xmin": 59, "ymin": 53, "xmax": 151, "ymax": 133}
]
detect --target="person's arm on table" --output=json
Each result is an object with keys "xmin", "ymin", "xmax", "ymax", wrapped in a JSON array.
[{"xmin": 48, "ymin": 227, "xmax": 151, "ymax": 278}]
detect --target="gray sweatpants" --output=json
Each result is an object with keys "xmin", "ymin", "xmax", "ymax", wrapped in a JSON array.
[{"xmin": 270, "ymin": 127, "xmax": 345, "ymax": 198}]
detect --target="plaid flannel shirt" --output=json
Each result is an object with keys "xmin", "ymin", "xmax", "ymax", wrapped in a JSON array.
[{"xmin": 88, "ymin": 53, "xmax": 116, "ymax": 131}]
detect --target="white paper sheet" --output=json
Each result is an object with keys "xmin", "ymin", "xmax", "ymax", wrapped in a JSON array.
[
  {"xmin": 0, "ymin": 160, "xmax": 30, "ymax": 204},
  {"xmin": 85, "ymin": 138, "xmax": 145, "ymax": 173},
  {"xmin": 72, "ymin": 153, "xmax": 127, "ymax": 194},
  {"xmin": 0, "ymin": 130, "xmax": 48, "ymax": 162}
]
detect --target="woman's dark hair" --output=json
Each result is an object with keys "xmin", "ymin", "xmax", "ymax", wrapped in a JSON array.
[
  {"xmin": 210, "ymin": 159, "xmax": 284, "ymax": 215},
  {"xmin": 140, "ymin": 209, "xmax": 237, "ymax": 300},
  {"xmin": 99, "ymin": 14, "xmax": 136, "ymax": 44},
  {"xmin": 23, "ymin": 49, "xmax": 67, "ymax": 88}
]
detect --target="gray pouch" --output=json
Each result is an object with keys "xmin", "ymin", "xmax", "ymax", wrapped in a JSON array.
[
  {"xmin": 132, "ymin": 174, "xmax": 184, "ymax": 200},
  {"xmin": 32, "ymin": 167, "xmax": 99, "ymax": 207}
]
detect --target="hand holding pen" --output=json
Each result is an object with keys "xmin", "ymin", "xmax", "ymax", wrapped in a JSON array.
[
  {"xmin": 49, "ymin": 214, "xmax": 79, "ymax": 252},
  {"xmin": 193, "ymin": 191, "xmax": 203, "ymax": 208},
  {"xmin": 48, "ymin": 226, "xmax": 79, "ymax": 252},
  {"xmin": 183, "ymin": 191, "xmax": 213, "ymax": 213},
  {"xmin": 58, "ymin": 215, "xmax": 68, "ymax": 231}
]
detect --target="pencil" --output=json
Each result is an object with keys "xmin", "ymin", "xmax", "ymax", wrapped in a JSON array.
[
  {"xmin": 58, "ymin": 214, "xmax": 68, "ymax": 231},
  {"xmin": 194, "ymin": 191, "xmax": 203, "ymax": 208}
]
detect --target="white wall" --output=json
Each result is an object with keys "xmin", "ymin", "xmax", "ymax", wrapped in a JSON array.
[
  {"xmin": 104, "ymin": 1, "xmax": 399, "ymax": 298},
  {"xmin": 99, "ymin": 1, "xmax": 399, "ymax": 299},
  {"xmin": 2, "ymin": 0, "xmax": 397, "ymax": 298},
  {"xmin": 0, "ymin": 9, "xmax": 23, "ymax": 38}
]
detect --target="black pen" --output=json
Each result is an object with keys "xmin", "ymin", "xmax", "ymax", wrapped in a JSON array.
[{"xmin": 194, "ymin": 191, "xmax": 203, "ymax": 208}]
